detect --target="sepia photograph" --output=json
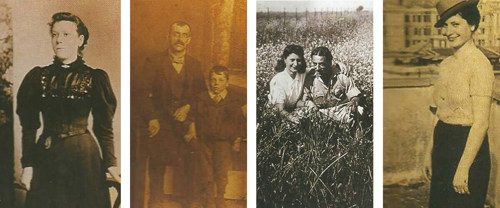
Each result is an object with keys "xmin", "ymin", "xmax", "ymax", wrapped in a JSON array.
[
  {"xmin": 256, "ymin": 0, "xmax": 373, "ymax": 207},
  {"xmin": 131, "ymin": 0, "xmax": 247, "ymax": 208},
  {"xmin": 383, "ymin": 0, "xmax": 500, "ymax": 207},
  {"xmin": 0, "ymin": 1, "xmax": 121, "ymax": 208}
]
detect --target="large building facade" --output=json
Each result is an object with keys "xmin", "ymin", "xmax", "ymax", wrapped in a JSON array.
[{"xmin": 384, "ymin": 0, "xmax": 500, "ymax": 51}]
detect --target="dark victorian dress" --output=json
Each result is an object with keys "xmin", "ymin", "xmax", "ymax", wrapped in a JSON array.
[{"xmin": 17, "ymin": 57, "xmax": 117, "ymax": 208}]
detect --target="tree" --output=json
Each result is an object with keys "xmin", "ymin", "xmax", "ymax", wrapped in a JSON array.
[{"xmin": 356, "ymin": 5, "xmax": 364, "ymax": 12}]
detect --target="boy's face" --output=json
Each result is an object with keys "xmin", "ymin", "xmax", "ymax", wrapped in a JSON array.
[{"xmin": 210, "ymin": 72, "xmax": 229, "ymax": 94}]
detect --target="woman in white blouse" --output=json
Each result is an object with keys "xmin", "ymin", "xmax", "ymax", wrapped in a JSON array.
[
  {"xmin": 268, "ymin": 45, "xmax": 315, "ymax": 123},
  {"xmin": 427, "ymin": 0, "xmax": 494, "ymax": 207}
]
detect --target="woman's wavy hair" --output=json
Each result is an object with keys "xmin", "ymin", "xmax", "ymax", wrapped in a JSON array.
[
  {"xmin": 274, "ymin": 45, "xmax": 306, "ymax": 73},
  {"xmin": 49, "ymin": 12, "xmax": 89, "ymax": 55}
]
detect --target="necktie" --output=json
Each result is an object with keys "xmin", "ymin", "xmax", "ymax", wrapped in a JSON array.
[{"xmin": 213, "ymin": 94, "xmax": 222, "ymax": 103}]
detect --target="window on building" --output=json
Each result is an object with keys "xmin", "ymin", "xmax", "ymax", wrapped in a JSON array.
[
  {"xmin": 414, "ymin": 28, "xmax": 418, "ymax": 35},
  {"xmin": 405, "ymin": 27, "xmax": 409, "ymax": 35},
  {"xmin": 406, "ymin": 40, "xmax": 410, "ymax": 47},
  {"xmin": 424, "ymin": 15, "xmax": 430, "ymax": 22},
  {"xmin": 481, "ymin": 28, "xmax": 485, "ymax": 34},
  {"xmin": 413, "ymin": 15, "xmax": 416, "ymax": 22},
  {"xmin": 438, "ymin": 28, "xmax": 442, "ymax": 35},
  {"xmin": 418, "ymin": 15, "xmax": 421, "ymax": 22},
  {"xmin": 405, "ymin": 15, "xmax": 409, "ymax": 22},
  {"xmin": 424, "ymin": 28, "xmax": 431, "ymax": 35}
]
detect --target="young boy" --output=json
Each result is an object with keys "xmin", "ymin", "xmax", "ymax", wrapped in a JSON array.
[{"xmin": 185, "ymin": 65, "xmax": 246, "ymax": 208}]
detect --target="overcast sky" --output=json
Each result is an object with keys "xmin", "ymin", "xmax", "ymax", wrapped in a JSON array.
[{"xmin": 257, "ymin": 0, "xmax": 373, "ymax": 12}]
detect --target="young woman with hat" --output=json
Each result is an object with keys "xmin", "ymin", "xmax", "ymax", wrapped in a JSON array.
[{"xmin": 428, "ymin": 0, "xmax": 494, "ymax": 207}]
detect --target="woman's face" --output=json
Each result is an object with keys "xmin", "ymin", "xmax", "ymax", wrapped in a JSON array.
[
  {"xmin": 284, "ymin": 53, "xmax": 302, "ymax": 74},
  {"xmin": 441, "ymin": 14, "xmax": 474, "ymax": 48},
  {"xmin": 51, "ymin": 21, "xmax": 84, "ymax": 63}
]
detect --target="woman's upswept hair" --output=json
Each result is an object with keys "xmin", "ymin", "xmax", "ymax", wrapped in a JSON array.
[
  {"xmin": 274, "ymin": 44, "xmax": 306, "ymax": 73},
  {"xmin": 49, "ymin": 12, "xmax": 89, "ymax": 54}
]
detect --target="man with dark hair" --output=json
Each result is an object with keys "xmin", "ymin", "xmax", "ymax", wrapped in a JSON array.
[
  {"xmin": 305, "ymin": 46, "xmax": 362, "ymax": 123},
  {"xmin": 186, "ymin": 65, "xmax": 246, "ymax": 208},
  {"xmin": 143, "ymin": 21, "xmax": 206, "ymax": 208}
]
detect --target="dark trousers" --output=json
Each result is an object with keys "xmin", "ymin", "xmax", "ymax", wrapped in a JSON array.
[
  {"xmin": 131, "ymin": 128, "xmax": 147, "ymax": 208},
  {"xmin": 429, "ymin": 121, "xmax": 490, "ymax": 208},
  {"xmin": 148, "ymin": 138, "xmax": 194, "ymax": 206}
]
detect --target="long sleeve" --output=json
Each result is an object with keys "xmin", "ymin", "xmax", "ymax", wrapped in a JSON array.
[
  {"xmin": 91, "ymin": 69, "xmax": 117, "ymax": 168},
  {"xmin": 16, "ymin": 68, "xmax": 42, "ymax": 168},
  {"xmin": 142, "ymin": 57, "xmax": 164, "ymax": 121}
]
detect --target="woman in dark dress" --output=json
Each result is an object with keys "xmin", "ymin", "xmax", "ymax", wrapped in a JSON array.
[
  {"xmin": 17, "ymin": 12, "xmax": 119, "ymax": 208},
  {"xmin": 427, "ymin": 0, "xmax": 494, "ymax": 207}
]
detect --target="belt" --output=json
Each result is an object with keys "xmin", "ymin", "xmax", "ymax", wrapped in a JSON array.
[{"xmin": 40, "ymin": 129, "xmax": 88, "ymax": 149}]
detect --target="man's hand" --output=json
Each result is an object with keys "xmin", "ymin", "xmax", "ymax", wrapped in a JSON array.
[
  {"xmin": 107, "ymin": 166, "xmax": 121, "ymax": 183},
  {"xmin": 305, "ymin": 100, "xmax": 318, "ymax": 110},
  {"xmin": 21, "ymin": 167, "xmax": 33, "ymax": 191},
  {"xmin": 174, "ymin": 104, "xmax": 191, "ymax": 122},
  {"xmin": 148, "ymin": 119, "xmax": 160, "ymax": 138},
  {"xmin": 184, "ymin": 122, "xmax": 196, "ymax": 143},
  {"xmin": 233, "ymin": 137, "xmax": 242, "ymax": 152}
]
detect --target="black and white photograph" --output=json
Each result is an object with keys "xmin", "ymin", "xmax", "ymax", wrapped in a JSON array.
[
  {"xmin": 383, "ymin": 0, "xmax": 500, "ymax": 207},
  {"xmin": 0, "ymin": 1, "xmax": 121, "ymax": 208},
  {"xmin": 256, "ymin": 0, "xmax": 373, "ymax": 207}
]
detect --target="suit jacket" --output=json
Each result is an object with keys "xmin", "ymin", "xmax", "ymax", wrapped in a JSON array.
[
  {"xmin": 143, "ymin": 51, "xmax": 207, "ymax": 137},
  {"xmin": 192, "ymin": 86, "xmax": 246, "ymax": 143}
]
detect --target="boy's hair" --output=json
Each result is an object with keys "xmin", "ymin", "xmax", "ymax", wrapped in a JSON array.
[{"xmin": 209, "ymin": 65, "xmax": 230, "ymax": 80}]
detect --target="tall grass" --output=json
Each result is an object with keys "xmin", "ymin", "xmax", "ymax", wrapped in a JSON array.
[
  {"xmin": 257, "ymin": 109, "xmax": 373, "ymax": 207},
  {"xmin": 257, "ymin": 11, "xmax": 373, "ymax": 207}
]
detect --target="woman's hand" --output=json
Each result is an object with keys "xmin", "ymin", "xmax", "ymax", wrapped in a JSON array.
[
  {"xmin": 107, "ymin": 166, "xmax": 121, "ymax": 183},
  {"xmin": 453, "ymin": 167, "xmax": 470, "ymax": 195},
  {"xmin": 21, "ymin": 167, "xmax": 33, "ymax": 191},
  {"xmin": 304, "ymin": 100, "xmax": 318, "ymax": 110},
  {"xmin": 148, "ymin": 119, "xmax": 160, "ymax": 138}
]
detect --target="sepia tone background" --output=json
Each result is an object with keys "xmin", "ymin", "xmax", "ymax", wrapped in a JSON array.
[
  {"xmin": 131, "ymin": 0, "xmax": 247, "ymax": 207},
  {"xmin": 5, "ymin": 0, "xmax": 121, "ymax": 207},
  {"xmin": 383, "ymin": 0, "xmax": 500, "ymax": 207}
]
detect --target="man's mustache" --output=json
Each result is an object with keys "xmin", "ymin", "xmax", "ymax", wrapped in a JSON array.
[{"xmin": 175, "ymin": 41, "xmax": 185, "ymax": 46}]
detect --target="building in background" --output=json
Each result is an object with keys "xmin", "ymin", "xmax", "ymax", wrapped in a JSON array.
[{"xmin": 384, "ymin": 0, "xmax": 500, "ymax": 51}]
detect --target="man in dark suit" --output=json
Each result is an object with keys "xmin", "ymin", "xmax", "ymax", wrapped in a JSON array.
[{"xmin": 143, "ymin": 21, "xmax": 207, "ymax": 208}]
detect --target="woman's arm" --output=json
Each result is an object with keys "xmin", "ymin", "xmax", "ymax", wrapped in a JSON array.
[
  {"xmin": 453, "ymin": 96, "xmax": 491, "ymax": 194},
  {"xmin": 91, "ymin": 69, "xmax": 117, "ymax": 169},
  {"xmin": 17, "ymin": 68, "xmax": 42, "ymax": 190}
]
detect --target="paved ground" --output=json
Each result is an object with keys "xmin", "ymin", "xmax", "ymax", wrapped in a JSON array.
[{"xmin": 383, "ymin": 183, "xmax": 430, "ymax": 208}]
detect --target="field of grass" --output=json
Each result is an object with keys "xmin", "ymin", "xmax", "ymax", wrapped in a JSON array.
[{"xmin": 257, "ymin": 11, "xmax": 373, "ymax": 207}]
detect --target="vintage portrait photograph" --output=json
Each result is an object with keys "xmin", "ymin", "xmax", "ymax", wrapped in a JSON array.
[
  {"xmin": 0, "ymin": 1, "xmax": 121, "ymax": 208},
  {"xmin": 0, "ymin": 0, "xmax": 121, "ymax": 208},
  {"xmin": 131, "ymin": 0, "xmax": 247, "ymax": 208},
  {"xmin": 256, "ymin": 0, "xmax": 373, "ymax": 207},
  {"xmin": 383, "ymin": 0, "xmax": 500, "ymax": 207}
]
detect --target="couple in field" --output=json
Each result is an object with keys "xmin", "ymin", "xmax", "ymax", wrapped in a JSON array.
[{"xmin": 267, "ymin": 45, "xmax": 362, "ymax": 124}]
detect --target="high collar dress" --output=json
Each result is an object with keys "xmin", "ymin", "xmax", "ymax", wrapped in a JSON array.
[{"xmin": 17, "ymin": 57, "xmax": 117, "ymax": 208}]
